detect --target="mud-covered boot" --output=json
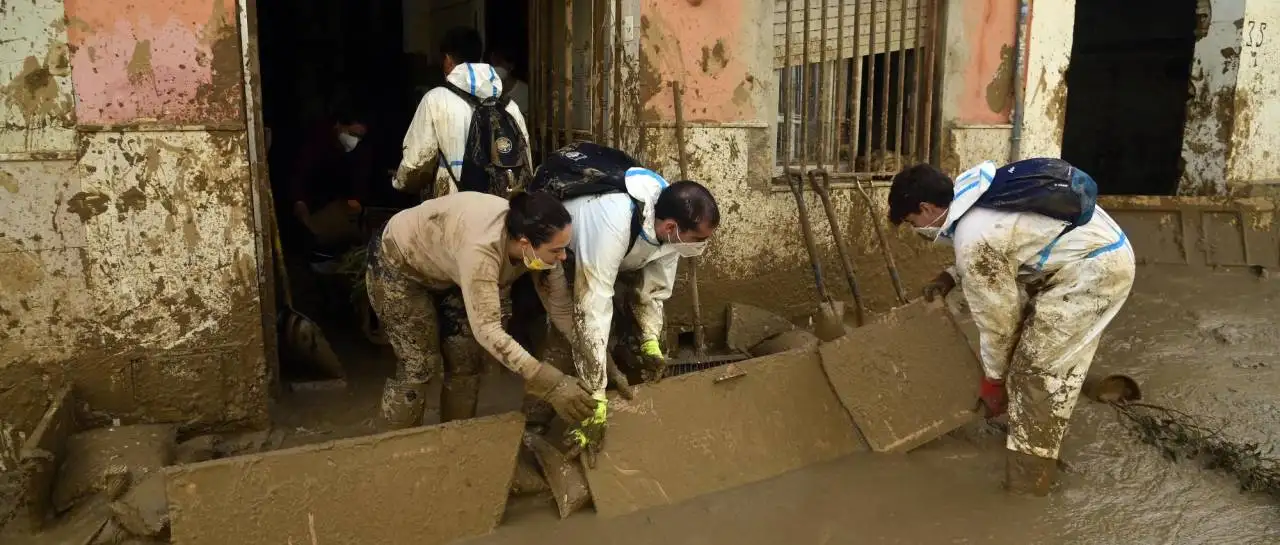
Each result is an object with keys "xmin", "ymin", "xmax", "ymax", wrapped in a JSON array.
[
  {"xmin": 440, "ymin": 336, "xmax": 483, "ymax": 423},
  {"xmin": 379, "ymin": 378, "xmax": 428, "ymax": 430},
  {"xmin": 1004, "ymin": 450, "xmax": 1059, "ymax": 496}
]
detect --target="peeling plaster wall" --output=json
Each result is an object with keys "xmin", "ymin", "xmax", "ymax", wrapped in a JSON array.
[
  {"xmin": 636, "ymin": 0, "xmax": 946, "ymax": 338},
  {"xmin": 938, "ymin": 0, "xmax": 1017, "ymax": 174},
  {"xmin": 1, "ymin": 0, "xmax": 267, "ymax": 456},
  {"xmin": 1181, "ymin": 0, "xmax": 1245, "ymax": 196},
  {"xmin": 0, "ymin": 0, "xmax": 77, "ymax": 155},
  {"xmin": 1226, "ymin": 1, "xmax": 1280, "ymax": 194},
  {"xmin": 1016, "ymin": 0, "xmax": 1073, "ymax": 160}
]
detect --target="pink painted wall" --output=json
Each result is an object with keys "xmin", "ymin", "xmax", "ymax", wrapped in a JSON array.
[
  {"xmin": 639, "ymin": 0, "xmax": 768, "ymax": 123},
  {"xmin": 64, "ymin": 0, "xmax": 243, "ymax": 125},
  {"xmin": 953, "ymin": 0, "xmax": 1018, "ymax": 124}
]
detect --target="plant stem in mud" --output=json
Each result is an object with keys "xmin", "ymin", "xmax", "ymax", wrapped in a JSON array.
[{"xmin": 1111, "ymin": 401, "xmax": 1280, "ymax": 501}]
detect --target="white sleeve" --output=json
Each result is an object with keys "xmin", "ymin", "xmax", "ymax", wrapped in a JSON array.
[
  {"xmin": 953, "ymin": 219, "xmax": 1023, "ymax": 381},
  {"xmin": 505, "ymin": 102, "xmax": 534, "ymax": 171},
  {"xmin": 395, "ymin": 93, "xmax": 439, "ymax": 190},
  {"xmin": 571, "ymin": 202, "xmax": 632, "ymax": 395},
  {"xmin": 633, "ymin": 251, "xmax": 679, "ymax": 343}
]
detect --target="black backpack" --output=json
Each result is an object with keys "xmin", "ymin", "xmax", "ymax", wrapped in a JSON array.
[
  {"xmin": 439, "ymin": 83, "xmax": 532, "ymax": 197},
  {"xmin": 528, "ymin": 142, "xmax": 648, "ymax": 255}
]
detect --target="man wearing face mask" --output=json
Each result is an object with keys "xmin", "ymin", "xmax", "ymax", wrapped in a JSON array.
[
  {"xmin": 520, "ymin": 142, "xmax": 721, "ymax": 466},
  {"xmin": 888, "ymin": 160, "xmax": 1135, "ymax": 496},
  {"xmin": 287, "ymin": 109, "xmax": 372, "ymax": 249}
]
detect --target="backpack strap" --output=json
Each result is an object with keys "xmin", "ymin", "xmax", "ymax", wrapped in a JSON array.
[
  {"xmin": 442, "ymin": 82, "xmax": 482, "ymax": 108},
  {"xmin": 625, "ymin": 198, "xmax": 645, "ymax": 256}
]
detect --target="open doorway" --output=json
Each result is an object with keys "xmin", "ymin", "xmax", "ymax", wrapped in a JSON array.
[{"xmin": 1060, "ymin": 0, "xmax": 1197, "ymax": 195}]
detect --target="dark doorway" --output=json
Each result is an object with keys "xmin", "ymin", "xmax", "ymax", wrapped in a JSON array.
[{"xmin": 1061, "ymin": 0, "xmax": 1197, "ymax": 195}]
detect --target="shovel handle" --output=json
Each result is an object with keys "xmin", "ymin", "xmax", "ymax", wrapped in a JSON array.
[
  {"xmin": 807, "ymin": 169, "xmax": 865, "ymax": 326},
  {"xmin": 785, "ymin": 169, "xmax": 832, "ymax": 303},
  {"xmin": 853, "ymin": 178, "xmax": 908, "ymax": 304}
]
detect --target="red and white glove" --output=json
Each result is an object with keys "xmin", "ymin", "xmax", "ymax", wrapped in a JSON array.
[{"xmin": 978, "ymin": 377, "xmax": 1008, "ymax": 418}]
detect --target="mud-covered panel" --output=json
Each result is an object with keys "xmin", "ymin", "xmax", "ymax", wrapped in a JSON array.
[
  {"xmin": 1100, "ymin": 196, "xmax": 1280, "ymax": 268},
  {"xmin": 64, "ymin": 0, "xmax": 244, "ymax": 126},
  {"xmin": 0, "ymin": 0, "xmax": 77, "ymax": 153},
  {"xmin": 166, "ymin": 412, "xmax": 525, "ymax": 545},
  {"xmin": 586, "ymin": 348, "xmax": 864, "ymax": 518}
]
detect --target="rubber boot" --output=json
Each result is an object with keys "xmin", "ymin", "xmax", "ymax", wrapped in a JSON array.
[
  {"xmin": 379, "ymin": 378, "xmax": 428, "ymax": 430},
  {"xmin": 440, "ymin": 336, "xmax": 483, "ymax": 423},
  {"xmin": 1004, "ymin": 450, "xmax": 1059, "ymax": 496}
]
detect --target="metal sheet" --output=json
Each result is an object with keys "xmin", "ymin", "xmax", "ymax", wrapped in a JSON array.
[
  {"xmin": 166, "ymin": 412, "xmax": 525, "ymax": 545},
  {"xmin": 63, "ymin": 0, "xmax": 245, "ymax": 126},
  {"xmin": 0, "ymin": 0, "xmax": 77, "ymax": 154},
  {"xmin": 819, "ymin": 299, "xmax": 981, "ymax": 453},
  {"xmin": 1098, "ymin": 195, "xmax": 1280, "ymax": 269},
  {"xmin": 585, "ymin": 347, "xmax": 865, "ymax": 518}
]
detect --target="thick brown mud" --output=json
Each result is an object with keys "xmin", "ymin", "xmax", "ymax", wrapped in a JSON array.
[{"xmin": 461, "ymin": 267, "xmax": 1280, "ymax": 545}]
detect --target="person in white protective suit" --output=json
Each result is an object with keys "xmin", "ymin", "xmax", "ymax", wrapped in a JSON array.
[
  {"xmin": 888, "ymin": 161, "xmax": 1136, "ymax": 496},
  {"xmin": 391, "ymin": 26, "xmax": 531, "ymax": 199},
  {"xmin": 516, "ymin": 160, "xmax": 720, "ymax": 466}
]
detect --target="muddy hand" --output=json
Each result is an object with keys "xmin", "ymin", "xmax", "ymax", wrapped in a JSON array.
[
  {"xmin": 565, "ymin": 397, "xmax": 608, "ymax": 468},
  {"xmin": 638, "ymin": 338, "xmax": 668, "ymax": 383},
  {"xmin": 922, "ymin": 270, "xmax": 957, "ymax": 302},
  {"xmin": 526, "ymin": 364, "xmax": 597, "ymax": 422},
  {"xmin": 606, "ymin": 355, "xmax": 636, "ymax": 400}
]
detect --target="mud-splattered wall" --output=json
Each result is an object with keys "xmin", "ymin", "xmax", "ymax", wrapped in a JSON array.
[
  {"xmin": 0, "ymin": 0, "xmax": 266, "ymax": 465},
  {"xmin": 938, "ymin": 0, "xmax": 1018, "ymax": 173},
  {"xmin": 1181, "ymin": 0, "xmax": 1245, "ymax": 196},
  {"xmin": 635, "ymin": 0, "xmax": 947, "ymax": 339},
  {"xmin": 1225, "ymin": 1, "xmax": 1280, "ymax": 195}
]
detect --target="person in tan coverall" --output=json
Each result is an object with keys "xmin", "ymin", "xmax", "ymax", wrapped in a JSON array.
[{"xmin": 366, "ymin": 190, "xmax": 597, "ymax": 428}]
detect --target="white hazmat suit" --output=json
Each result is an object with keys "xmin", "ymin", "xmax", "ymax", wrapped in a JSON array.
[
  {"xmin": 393, "ymin": 62, "xmax": 532, "ymax": 198},
  {"xmin": 939, "ymin": 161, "xmax": 1136, "ymax": 460},
  {"xmin": 563, "ymin": 168, "xmax": 682, "ymax": 398}
]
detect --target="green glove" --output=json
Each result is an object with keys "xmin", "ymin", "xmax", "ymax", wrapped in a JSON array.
[
  {"xmin": 638, "ymin": 338, "xmax": 668, "ymax": 382},
  {"xmin": 566, "ymin": 394, "xmax": 608, "ymax": 468}
]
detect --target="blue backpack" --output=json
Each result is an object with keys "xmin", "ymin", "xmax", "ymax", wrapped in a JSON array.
[{"xmin": 973, "ymin": 158, "xmax": 1098, "ymax": 230}]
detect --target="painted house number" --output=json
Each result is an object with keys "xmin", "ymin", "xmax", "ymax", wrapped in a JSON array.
[{"xmin": 1244, "ymin": 20, "xmax": 1267, "ymax": 47}]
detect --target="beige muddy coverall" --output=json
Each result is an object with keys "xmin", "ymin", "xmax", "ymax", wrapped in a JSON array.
[
  {"xmin": 941, "ymin": 161, "xmax": 1137, "ymax": 461},
  {"xmin": 366, "ymin": 192, "xmax": 576, "ymax": 427}
]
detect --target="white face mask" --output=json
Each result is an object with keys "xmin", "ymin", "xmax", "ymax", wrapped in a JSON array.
[
  {"xmin": 669, "ymin": 229, "xmax": 708, "ymax": 257},
  {"xmin": 337, "ymin": 132, "xmax": 360, "ymax": 153},
  {"xmin": 912, "ymin": 208, "xmax": 949, "ymax": 242}
]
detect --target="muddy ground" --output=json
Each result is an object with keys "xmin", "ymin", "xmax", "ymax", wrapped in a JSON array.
[
  {"xmin": 3, "ymin": 266, "xmax": 1279, "ymax": 543},
  {"xmin": 264, "ymin": 266, "xmax": 1280, "ymax": 544}
]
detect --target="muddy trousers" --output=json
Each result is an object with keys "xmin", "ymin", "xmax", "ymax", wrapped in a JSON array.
[
  {"xmin": 998, "ymin": 249, "xmax": 1136, "ymax": 461},
  {"xmin": 366, "ymin": 235, "xmax": 484, "ymax": 429}
]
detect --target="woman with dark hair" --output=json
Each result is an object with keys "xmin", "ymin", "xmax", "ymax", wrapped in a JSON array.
[{"xmin": 366, "ymin": 190, "xmax": 596, "ymax": 430}]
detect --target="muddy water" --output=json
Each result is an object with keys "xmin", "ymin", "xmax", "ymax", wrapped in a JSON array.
[{"xmin": 457, "ymin": 268, "xmax": 1280, "ymax": 545}]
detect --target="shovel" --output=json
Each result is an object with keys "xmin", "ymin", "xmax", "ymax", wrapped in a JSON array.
[
  {"xmin": 807, "ymin": 169, "xmax": 866, "ymax": 326},
  {"xmin": 853, "ymin": 178, "xmax": 909, "ymax": 305},
  {"xmin": 260, "ymin": 181, "xmax": 345, "ymax": 382},
  {"xmin": 784, "ymin": 169, "xmax": 846, "ymax": 342}
]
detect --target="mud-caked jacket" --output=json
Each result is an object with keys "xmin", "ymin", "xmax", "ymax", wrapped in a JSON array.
[
  {"xmin": 563, "ymin": 169, "xmax": 682, "ymax": 396},
  {"xmin": 938, "ymin": 161, "xmax": 1135, "ymax": 380},
  {"xmin": 379, "ymin": 192, "xmax": 576, "ymax": 380},
  {"xmin": 393, "ymin": 63, "xmax": 532, "ymax": 199}
]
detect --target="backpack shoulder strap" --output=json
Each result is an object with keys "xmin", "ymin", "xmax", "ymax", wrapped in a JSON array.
[
  {"xmin": 442, "ymin": 83, "xmax": 482, "ymax": 108},
  {"xmin": 625, "ymin": 198, "xmax": 645, "ymax": 256}
]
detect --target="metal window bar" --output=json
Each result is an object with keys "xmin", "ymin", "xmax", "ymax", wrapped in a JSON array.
[
  {"xmin": 528, "ymin": 0, "xmax": 628, "ymax": 162},
  {"xmin": 773, "ymin": 0, "xmax": 941, "ymax": 183}
]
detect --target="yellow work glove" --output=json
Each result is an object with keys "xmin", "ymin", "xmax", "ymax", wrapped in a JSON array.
[
  {"xmin": 638, "ymin": 338, "xmax": 668, "ymax": 382},
  {"xmin": 566, "ymin": 394, "xmax": 608, "ymax": 468}
]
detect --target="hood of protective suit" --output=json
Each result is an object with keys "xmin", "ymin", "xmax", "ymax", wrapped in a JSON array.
[
  {"xmin": 940, "ymin": 160, "xmax": 997, "ymax": 239},
  {"xmin": 445, "ymin": 62, "xmax": 505, "ymax": 100},
  {"xmin": 623, "ymin": 167, "xmax": 670, "ymax": 243}
]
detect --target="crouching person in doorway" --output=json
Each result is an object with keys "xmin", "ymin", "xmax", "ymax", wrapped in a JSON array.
[
  {"xmin": 513, "ymin": 142, "xmax": 721, "ymax": 466},
  {"xmin": 888, "ymin": 160, "xmax": 1135, "ymax": 495},
  {"xmin": 366, "ymin": 190, "xmax": 597, "ymax": 429}
]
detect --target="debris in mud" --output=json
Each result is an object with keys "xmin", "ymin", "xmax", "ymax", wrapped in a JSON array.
[
  {"xmin": 1111, "ymin": 401, "xmax": 1280, "ymax": 500},
  {"xmin": 1201, "ymin": 323, "xmax": 1250, "ymax": 345},
  {"xmin": 53, "ymin": 425, "xmax": 175, "ymax": 514}
]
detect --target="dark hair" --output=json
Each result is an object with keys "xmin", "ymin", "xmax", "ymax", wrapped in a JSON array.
[
  {"xmin": 887, "ymin": 163, "xmax": 954, "ymax": 225},
  {"xmin": 506, "ymin": 191, "xmax": 572, "ymax": 246},
  {"xmin": 655, "ymin": 180, "xmax": 720, "ymax": 231},
  {"xmin": 440, "ymin": 27, "xmax": 483, "ymax": 64}
]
